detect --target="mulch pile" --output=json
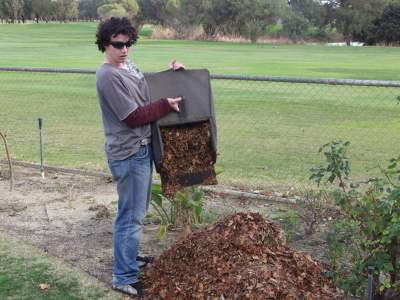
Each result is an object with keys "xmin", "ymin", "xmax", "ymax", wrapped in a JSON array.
[
  {"xmin": 142, "ymin": 212, "xmax": 342, "ymax": 300},
  {"xmin": 159, "ymin": 121, "xmax": 217, "ymax": 197}
]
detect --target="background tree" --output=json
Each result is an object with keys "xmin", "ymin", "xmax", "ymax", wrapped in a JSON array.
[
  {"xmin": 136, "ymin": 0, "xmax": 168, "ymax": 26},
  {"xmin": 282, "ymin": 9, "xmax": 310, "ymax": 41},
  {"xmin": 164, "ymin": 0, "xmax": 205, "ymax": 37},
  {"xmin": 22, "ymin": 0, "xmax": 32, "ymax": 22},
  {"xmin": 135, "ymin": 0, "xmax": 202, "ymax": 37},
  {"xmin": 289, "ymin": 0, "xmax": 326, "ymax": 28},
  {"xmin": 234, "ymin": 0, "xmax": 288, "ymax": 43},
  {"xmin": 120, "ymin": 0, "xmax": 139, "ymax": 19},
  {"xmin": 324, "ymin": 0, "xmax": 388, "ymax": 45},
  {"xmin": 79, "ymin": 0, "xmax": 107, "ymax": 20},
  {"xmin": 97, "ymin": 3, "xmax": 127, "ymax": 20},
  {"xmin": 51, "ymin": 0, "xmax": 79, "ymax": 22},
  {"xmin": 0, "ymin": 0, "xmax": 24, "ymax": 22},
  {"xmin": 97, "ymin": 0, "xmax": 138, "ymax": 21},
  {"xmin": 365, "ymin": 3, "xmax": 400, "ymax": 45},
  {"xmin": 179, "ymin": 0, "xmax": 203, "ymax": 26},
  {"xmin": 0, "ymin": 0, "xmax": 397, "ymax": 44},
  {"xmin": 31, "ymin": 0, "xmax": 51, "ymax": 22},
  {"xmin": 198, "ymin": 0, "xmax": 287, "ymax": 41},
  {"xmin": 164, "ymin": 0, "xmax": 181, "ymax": 29},
  {"xmin": 199, "ymin": 0, "xmax": 234, "ymax": 37}
]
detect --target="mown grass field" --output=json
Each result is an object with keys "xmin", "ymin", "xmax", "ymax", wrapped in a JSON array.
[
  {"xmin": 0, "ymin": 22, "xmax": 399, "ymax": 189},
  {"xmin": 1, "ymin": 22, "xmax": 400, "ymax": 79}
]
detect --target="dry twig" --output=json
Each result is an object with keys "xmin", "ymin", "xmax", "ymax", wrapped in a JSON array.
[{"xmin": 0, "ymin": 131, "xmax": 14, "ymax": 191}]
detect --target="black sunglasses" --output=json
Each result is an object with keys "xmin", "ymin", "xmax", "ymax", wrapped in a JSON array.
[{"xmin": 109, "ymin": 40, "xmax": 133, "ymax": 49}]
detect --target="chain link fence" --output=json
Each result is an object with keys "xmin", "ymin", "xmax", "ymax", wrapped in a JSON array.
[{"xmin": 1, "ymin": 67, "xmax": 399, "ymax": 190}]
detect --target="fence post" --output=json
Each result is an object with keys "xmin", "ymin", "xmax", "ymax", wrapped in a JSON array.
[{"xmin": 367, "ymin": 266, "xmax": 374, "ymax": 300}]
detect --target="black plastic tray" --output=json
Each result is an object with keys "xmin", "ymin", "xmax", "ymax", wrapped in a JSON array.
[{"xmin": 145, "ymin": 69, "xmax": 217, "ymax": 173}]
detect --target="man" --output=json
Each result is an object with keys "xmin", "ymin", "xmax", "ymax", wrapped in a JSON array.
[{"xmin": 95, "ymin": 17, "xmax": 182, "ymax": 296}]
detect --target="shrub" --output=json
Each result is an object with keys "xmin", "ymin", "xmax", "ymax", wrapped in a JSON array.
[
  {"xmin": 265, "ymin": 23, "xmax": 283, "ymax": 38},
  {"xmin": 149, "ymin": 26, "xmax": 176, "ymax": 39},
  {"xmin": 310, "ymin": 140, "xmax": 400, "ymax": 298},
  {"xmin": 150, "ymin": 25, "xmax": 204, "ymax": 40},
  {"xmin": 282, "ymin": 11, "xmax": 310, "ymax": 41},
  {"xmin": 139, "ymin": 24, "xmax": 154, "ymax": 37},
  {"xmin": 296, "ymin": 188, "xmax": 337, "ymax": 235}
]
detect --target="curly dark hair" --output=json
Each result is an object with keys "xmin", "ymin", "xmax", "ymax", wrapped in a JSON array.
[{"xmin": 95, "ymin": 17, "xmax": 138, "ymax": 52}]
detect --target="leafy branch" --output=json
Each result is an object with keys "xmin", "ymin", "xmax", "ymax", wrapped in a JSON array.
[{"xmin": 310, "ymin": 140, "xmax": 350, "ymax": 193}]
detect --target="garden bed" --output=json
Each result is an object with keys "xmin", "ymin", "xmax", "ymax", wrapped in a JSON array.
[{"xmin": 0, "ymin": 165, "xmax": 343, "ymax": 298}]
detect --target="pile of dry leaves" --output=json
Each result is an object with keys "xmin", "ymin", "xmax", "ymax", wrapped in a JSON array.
[
  {"xmin": 159, "ymin": 121, "xmax": 217, "ymax": 197},
  {"xmin": 142, "ymin": 212, "xmax": 342, "ymax": 299}
]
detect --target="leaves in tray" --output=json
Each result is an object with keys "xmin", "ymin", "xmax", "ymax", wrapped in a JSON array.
[{"xmin": 160, "ymin": 121, "xmax": 217, "ymax": 197}]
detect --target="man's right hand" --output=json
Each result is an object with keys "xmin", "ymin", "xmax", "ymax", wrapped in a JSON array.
[
  {"xmin": 167, "ymin": 97, "xmax": 182, "ymax": 112},
  {"xmin": 170, "ymin": 59, "xmax": 185, "ymax": 71}
]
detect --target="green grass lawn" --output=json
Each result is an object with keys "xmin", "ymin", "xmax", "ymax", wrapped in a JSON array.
[
  {"xmin": 1, "ymin": 22, "xmax": 400, "ymax": 79},
  {"xmin": 0, "ymin": 22, "xmax": 399, "ymax": 189},
  {"xmin": 0, "ymin": 232, "xmax": 121, "ymax": 300}
]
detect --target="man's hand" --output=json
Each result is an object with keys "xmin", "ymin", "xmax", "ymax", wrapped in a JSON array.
[
  {"xmin": 167, "ymin": 97, "xmax": 182, "ymax": 112},
  {"xmin": 170, "ymin": 59, "xmax": 185, "ymax": 71}
]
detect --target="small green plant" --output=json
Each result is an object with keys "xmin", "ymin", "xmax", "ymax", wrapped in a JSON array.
[
  {"xmin": 310, "ymin": 140, "xmax": 400, "ymax": 298},
  {"xmin": 275, "ymin": 207, "xmax": 298, "ymax": 241},
  {"xmin": 151, "ymin": 184, "xmax": 204, "ymax": 239}
]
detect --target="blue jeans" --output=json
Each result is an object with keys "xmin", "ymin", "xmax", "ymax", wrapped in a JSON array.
[{"xmin": 108, "ymin": 144, "xmax": 153, "ymax": 285}]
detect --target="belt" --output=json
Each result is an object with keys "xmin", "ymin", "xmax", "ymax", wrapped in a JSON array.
[{"xmin": 139, "ymin": 138, "xmax": 151, "ymax": 146}]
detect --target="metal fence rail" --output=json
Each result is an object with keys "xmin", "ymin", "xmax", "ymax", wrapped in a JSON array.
[
  {"xmin": 2, "ymin": 66, "xmax": 400, "ymax": 87},
  {"xmin": 1, "ymin": 67, "xmax": 399, "ymax": 190}
]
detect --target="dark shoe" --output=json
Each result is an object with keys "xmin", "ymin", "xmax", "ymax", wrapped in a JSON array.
[
  {"xmin": 112, "ymin": 280, "xmax": 144, "ymax": 296},
  {"xmin": 137, "ymin": 255, "xmax": 154, "ymax": 268}
]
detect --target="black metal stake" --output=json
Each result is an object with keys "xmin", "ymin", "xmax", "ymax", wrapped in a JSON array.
[
  {"xmin": 367, "ymin": 266, "xmax": 374, "ymax": 300},
  {"xmin": 38, "ymin": 118, "xmax": 44, "ymax": 179}
]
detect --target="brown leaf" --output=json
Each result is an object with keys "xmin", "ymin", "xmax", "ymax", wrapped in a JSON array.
[
  {"xmin": 38, "ymin": 283, "xmax": 50, "ymax": 290},
  {"xmin": 159, "ymin": 288, "xmax": 167, "ymax": 298}
]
